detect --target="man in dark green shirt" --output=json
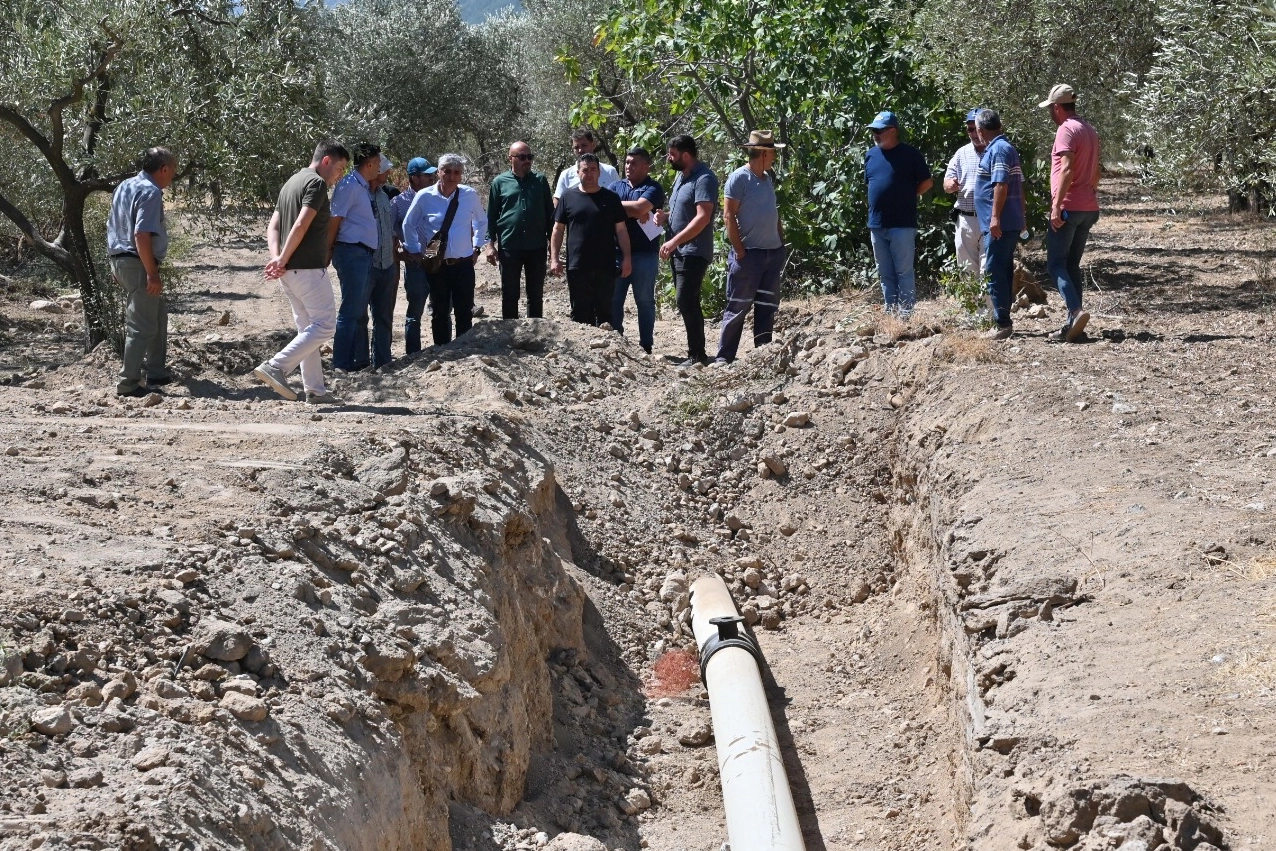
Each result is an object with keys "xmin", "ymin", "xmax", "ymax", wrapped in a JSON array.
[{"xmin": 485, "ymin": 141, "xmax": 553, "ymax": 319}]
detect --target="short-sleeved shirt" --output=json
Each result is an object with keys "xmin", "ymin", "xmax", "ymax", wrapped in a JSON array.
[
  {"xmin": 391, "ymin": 186, "xmax": 416, "ymax": 242},
  {"xmin": 555, "ymin": 163, "xmax": 620, "ymax": 198},
  {"xmin": 944, "ymin": 142, "xmax": 982, "ymax": 213},
  {"xmin": 553, "ymin": 187, "xmax": 626, "ymax": 272},
  {"xmin": 668, "ymin": 162, "xmax": 719, "ymax": 259},
  {"xmin": 724, "ymin": 165, "xmax": 782, "ymax": 250},
  {"xmin": 372, "ymin": 185, "xmax": 396, "ymax": 269},
  {"xmin": 864, "ymin": 143, "xmax": 931, "ymax": 230},
  {"xmin": 1051, "ymin": 116, "xmax": 1100, "ymax": 212},
  {"xmin": 274, "ymin": 167, "xmax": 331, "ymax": 270},
  {"xmin": 330, "ymin": 170, "xmax": 377, "ymax": 249},
  {"xmin": 488, "ymin": 170, "xmax": 554, "ymax": 252},
  {"xmin": 613, "ymin": 177, "xmax": 666, "ymax": 254},
  {"xmin": 107, "ymin": 171, "xmax": 168, "ymax": 260},
  {"xmin": 974, "ymin": 135, "xmax": 1025, "ymax": 234}
]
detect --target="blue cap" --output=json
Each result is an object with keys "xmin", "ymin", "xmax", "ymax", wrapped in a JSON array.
[
  {"xmin": 868, "ymin": 110, "xmax": 899, "ymax": 131},
  {"xmin": 965, "ymin": 108, "xmax": 981, "ymax": 123},
  {"xmin": 407, "ymin": 157, "xmax": 437, "ymax": 175}
]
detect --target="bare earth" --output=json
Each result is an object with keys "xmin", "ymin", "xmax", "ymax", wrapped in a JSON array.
[{"xmin": 0, "ymin": 176, "xmax": 1272, "ymax": 851}]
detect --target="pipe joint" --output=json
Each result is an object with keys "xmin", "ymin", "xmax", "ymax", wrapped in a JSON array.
[{"xmin": 698, "ymin": 615, "xmax": 763, "ymax": 684}]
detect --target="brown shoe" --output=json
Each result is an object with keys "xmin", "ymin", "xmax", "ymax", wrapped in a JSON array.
[
  {"xmin": 980, "ymin": 325, "xmax": 1013, "ymax": 341},
  {"xmin": 1065, "ymin": 311, "xmax": 1090, "ymax": 343}
]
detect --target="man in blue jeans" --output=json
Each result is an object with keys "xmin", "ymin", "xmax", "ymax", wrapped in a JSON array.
[
  {"xmin": 612, "ymin": 147, "xmax": 666, "ymax": 353},
  {"xmin": 392, "ymin": 157, "xmax": 437, "ymax": 355},
  {"xmin": 327, "ymin": 142, "xmax": 381, "ymax": 371},
  {"xmin": 367, "ymin": 154, "xmax": 399, "ymax": 368},
  {"xmin": 864, "ymin": 111, "xmax": 933, "ymax": 318},
  {"xmin": 972, "ymin": 109, "xmax": 1025, "ymax": 340},
  {"xmin": 716, "ymin": 130, "xmax": 787, "ymax": 363}
]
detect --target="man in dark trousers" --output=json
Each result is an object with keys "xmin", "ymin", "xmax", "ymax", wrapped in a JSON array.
[
  {"xmin": 486, "ymin": 140, "xmax": 553, "ymax": 319},
  {"xmin": 656, "ymin": 135, "xmax": 718, "ymax": 367},
  {"xmin": 550, "ymin": 153, "xmax": 631, "ymax": 327}
]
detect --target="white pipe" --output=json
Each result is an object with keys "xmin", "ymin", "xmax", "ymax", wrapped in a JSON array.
[{"xmin": 690, "ymin": 574, "xmax": 806, "ymax": 851}]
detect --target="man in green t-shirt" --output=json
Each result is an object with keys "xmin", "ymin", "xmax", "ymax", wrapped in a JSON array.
[
  {"xmin": 485, "ymin": 140, "xmax": 554, "ymax": 319},
  {"xmin": 256, "ymin": 139, "xmax": 349, "ymax": 404}
]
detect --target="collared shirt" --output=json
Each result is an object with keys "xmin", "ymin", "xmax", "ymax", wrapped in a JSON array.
[
  {"xmin": 944, "ymin": 142, "xmax": 982, "ymax": 213},
  {"xmin": 865, "ymin": 142, "xmax": 930, "ymax": 230},
  {"xmin": 372, "ymin": 186, "xmax": 396, "ymax": 269},
  {"xmin": 330, "ymin": 170, "xmax": 378, "ymax": 249},
  {"xmin": 613, "ymin": 177, "xmax": 666, "ymax": 254},
  {"xmin": 668, "ymin": 162, "xmax": 719, "ymax": 258},
  {"xmin": 107, "ymin": 171, "xmax": 168, "ymax": 260},
  {"xmin": 724, "ymin": 165, "xmax": 782, "ymax": 250},
  {"xmin": 488, "ymin": 170, "xmax": 554, "ymax": 252},
  {"xmin": 391, "ymin": 186, "xmax": 416, "ymax": 242},
  {"xmin": 1051, "ymin": 116, "xmax": 1100, "ymax": 212},
  {"xmin": 402, "ymin": 183, "xmax": 488, "ymax": 258},
  {"xmin": 554, "ymin": 162, "xmax": 620, "ymax": 198},
  {"xmin": 975, "ymin": 134, "xmax": 1025, "ymax": 234}
]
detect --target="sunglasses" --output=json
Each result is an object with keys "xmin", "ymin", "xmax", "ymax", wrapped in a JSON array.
[
  {"xmin": 966, "ymin": 126, "xmax": 979, "ymax": 133},
  {"xmin": 512, "ymin": 153, "xmax": 534, "ymax": 161},
  {"xmin": 870, "ymin": 128, "xmax": 886, "ymax": 135}
]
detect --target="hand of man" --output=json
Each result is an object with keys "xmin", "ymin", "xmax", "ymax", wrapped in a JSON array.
[
  {"xmin": 485, "ymin": 245, "xmax": 498, "ymax": 266},
  {"xmin": 550, "ymin": 258, "xmax": 564, "ymax": 277},
  {"xmin": 1049, "ymin": 208, "xmax": 1064, "ymax": 230},
  {"xmin": 732, "ymin": 243, "xmax": 747, "ymax": 260},
  {"xmin": 658, "ymin": 241, "xmax": 676, "ymax": 261},
  {"xmin": 472, "ymin": 249, "xmax": 480, "ymax": 267},
  {"xmin": 264, "ymin": 257, "xmax": 285, "ymax": 280},
  {"xmin": 653, "ymin": 209, "xmax": 668, "ymax": 227},
  {"xmin": 989, "ymin": 217, "xmax": 1002, "ymax": 240},
  {"xmin": 145, "ymin": 273, "xmax": 163, "ymax": 296},
  {"xmin": 620, "ymin": 256, "xmax": 632, "ymax": 279}
]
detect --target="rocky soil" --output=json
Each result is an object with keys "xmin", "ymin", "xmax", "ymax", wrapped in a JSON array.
[{"xmin": 0, "ymin": 177, "xmax": 1272, "ymax": 851}]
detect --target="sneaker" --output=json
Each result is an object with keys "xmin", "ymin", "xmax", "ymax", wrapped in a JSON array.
[
  {"xmin": 641, "ymin": 345, "xmax": 652, "ymax": 355},
  {"xmin": 979, "ymin": 325, "xmax": 1013, "ymax": 341},
  {"xmin": 117, "ymin": 386, "xmax": 148, "ymax": 398},
  {"xmin": 1046, "ymin": 326, "xmax": 1068, "ymax": 343},
  {"xmin": 898, "ymin": 307, "xmax": 914, "ymax": 321},
  {"xmin": 711, "ymin": 357, "xmax": 730, "ymax": 366},
  {"xmin": 1065, "ymin": 311, "xmax": 1090, "ymax": 343},
  {"xmin": 146, "ymin": 375, "xmax": 174, "ymax": 387},
  {"xmin": 253, "ymin": 362, "xmax": 298, "ymax": 401},
  {"xmin": 305, "ymin": 391, "xmax": 341, "ymax": 405},
  {"xmin": 678, "ymin": 355, "xmax": 706, "ymax": 368}
]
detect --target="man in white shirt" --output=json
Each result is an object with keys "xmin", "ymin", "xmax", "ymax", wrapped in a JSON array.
[
  {"xmin": 943, "ymin": 108, "xmax": 987, "ymax": 279},
  {"xmin": 402, "ymin": 153, "xmax": 488, "ymax": 345},
  {"xmin": 553, "ymin": 127, "xmax": 619, "ymax": 203}
]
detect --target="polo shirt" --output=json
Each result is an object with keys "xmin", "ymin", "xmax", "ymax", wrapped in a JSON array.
[
  {"xmin": 107, "ymin": 171, "xmax": 168, "ymax": 260},
  {"xmin": 1051, "ymin": 116, "xmax": 1100, "ymax": 212},
  {"xmin": 668, "ymin": 162, "xmax": 719, "ymax": 259},
  {"xmin": 974, "ymin": 134, "xmax": 1025, "ymax": 234},
  {"xmin": 944, "ymin": 142, "xmax": 982, "ymax": 213},
  {"xmin": 273, "ymin": 167, "xmax": 332, "ymax": 270},
  {"xmin": 865, "ymin": 143, "xmax": 930, "ymax": 230},
  {"xmin": 330, "ymin": 170, "xmax": 377, "ymax": 249},
  {"xmin": 487, "ymin": 170, "xmax": 554, "ymax": 252},
  {"xmin": 724, "ymin": 165, "xmax": 782, "ymax": 250},
  {"xmin": 613, "ymin": 177, "xmax": 666, "ymax": 254}
]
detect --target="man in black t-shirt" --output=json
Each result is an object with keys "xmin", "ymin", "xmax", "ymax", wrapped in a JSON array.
[{"xmin": 551, "ymin": 153, "xmax": 632, "ymax": 327}]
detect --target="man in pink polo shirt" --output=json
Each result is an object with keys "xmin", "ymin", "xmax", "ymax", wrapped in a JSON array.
[{"xmin": 1040, "ymin": 83, "xmax": 1101, "ymax": 343}]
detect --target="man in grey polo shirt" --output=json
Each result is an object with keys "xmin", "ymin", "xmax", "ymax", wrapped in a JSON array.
[
  {"xmin": 656, "ymin": 134, "xmax": 718, "ymax": 366},
  {"xmin": 107, "ymin": 146, "xmax": 177, "ymax": 397},
  {"xmin": 716, "ymin": 130, "xmax": 786, "ymax": 363}
]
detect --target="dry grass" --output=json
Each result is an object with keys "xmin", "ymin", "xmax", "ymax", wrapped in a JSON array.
[
  {"xmin": 933, "ymin": 331, "xmax": 1006, "ymax": 364},
  {"xmin": 643, "ymin": 649, "xmax": 702, "ymax": 698}
]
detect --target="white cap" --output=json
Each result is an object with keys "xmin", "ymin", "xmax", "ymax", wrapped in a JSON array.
[{"xmin": 378, "ymin": 154, "xmax": 393, "ymax": 174}]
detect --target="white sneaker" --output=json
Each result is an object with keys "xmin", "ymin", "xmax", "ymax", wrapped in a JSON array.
[
  {"xmin": 253, "ymin": 362, "xmax": 298, "ymax": 401},
  {"xmin": 305, "ymin": 391, "xmax": 341, "ymax": 405}
]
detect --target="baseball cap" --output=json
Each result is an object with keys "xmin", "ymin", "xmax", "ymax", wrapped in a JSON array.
[
  {"xmin": 965, "ymin": 108, "xmax": 981, "ymax": 123},
  {"xmin": 867, "ymin": 110, "xmax": 899, "ymax": 131},
  {"xmin": 1038, "ymin": 84, "xmax": 1076, "ymax": 108},
  {"xmin": 407, "ymin": 157, "xmax": 437, "ymax": 175},
  {"xmin": 378, "ymin": 154, "xmax": 393, "ymax": 174}
]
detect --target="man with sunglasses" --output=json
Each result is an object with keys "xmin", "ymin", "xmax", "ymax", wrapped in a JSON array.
[
  {"xmin": 943, "ymin": 108, "xmax": 988, "ymax": 281},
  {"xmin": 486, "ymin": 141, "xmax": 554, "ymax": 319},
  {"xmin": 864, "ymin": 110, "xmax": 933, "ymax": 319}
]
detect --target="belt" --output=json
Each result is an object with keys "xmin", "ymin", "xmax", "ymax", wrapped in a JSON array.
[
  {"xmin": 110, "ymin": 251, "xmax": 139, "ymax": 259},
  {"xmin": 956, "ymin": 209, "xmax": 976, "ymax": 216},
  {"xmin": 335, "ymin": 241, "xmax": 374, "ymax": 252}
]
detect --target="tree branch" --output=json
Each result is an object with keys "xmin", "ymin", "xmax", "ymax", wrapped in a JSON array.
[
  {"xmin": 0, "ymin": 188, "xmax": 72, "ymax": 270},
  {"xmin": 47, "ymin": 17, "xmax": 125, "ymax": 166}
]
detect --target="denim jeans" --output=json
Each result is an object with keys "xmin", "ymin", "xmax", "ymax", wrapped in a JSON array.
[
  {"xmin": 612, "ymin": 250, "xmax": 659, "ymax": 351},
  {"xmin": 403, "ymin": 263, "xmax": 430, "ymax": 355},
  {"xmin": 671, "ymin": 254, "xmax": 709, "ymax": 359},
  {"xmin": 717, "ymin": 247, "xmax": 785, "ymax": 361},
  {"xmin": 982, "ymin": 230, "xmax": 1018, "ymax": 328},
  {"xmin": 869, "ymin": 227, "xmax": 917, "ymax": 311},
  {"xmin": 499, "ymin": 247, "xmax": 547, "ymax": 319},
  {"xmin": 331, "ymin": 242, "xmax": 373, "ymax": 370},
  {"xmin": 368, "ymin": 264, "xmax": 399, "ymax": 368},
  {"xmin": 428, "ymin": 262, "xmax": 475, "ymax": 345},
  {"xmin": 1046, "ymin": 209, "xmax": 1100, "ymax": 315}
]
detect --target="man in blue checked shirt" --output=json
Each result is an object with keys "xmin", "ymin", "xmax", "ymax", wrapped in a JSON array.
[
  {"xmin": 402, "ymin": 153, "xmax": 488, "ymax": 346},
  {"xmin": 327, "ymin": 142, "xmax": 381, "ymax": 371},
  {"xmin": 973, "ymin": 109, "xmax": 1025, "ymax": 341}
]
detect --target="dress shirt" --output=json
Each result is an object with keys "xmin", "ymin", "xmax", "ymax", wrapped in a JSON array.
[
  {"xmin": 402, "ymin": 184, "xmax": 488, "ymax": 259},
  {"xmin": 391, "ymin": 186, "xmax": 416, "ymax": 242},
  {"xmin": 554, "ymin": 163, "xmax": 620, "ymax": 198},
  {"xmin": 330, "ymin": 170, "xmax": 378, "ymax": 249},
  {"xmin": 107, "ymin": 171, "xmax": 168, "ymax": 260}
]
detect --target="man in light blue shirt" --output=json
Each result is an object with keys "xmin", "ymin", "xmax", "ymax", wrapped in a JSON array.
[
  {"xmin": 107, "ymin": 146, "xmax": 177, "ymax": 397},
  {"xmin": 327, "ymin": 142, "xmax": 380, "ymax": 371},
  {"xmin": 403, "ymin": 153, "xmax": 488, "ymax": 345},
  {"xmin": 717, "ymin": 130, "xmax": 786, "ymax": 363},
  {"xmin": 392, "ymin": 157, "xmax": 438, "ymax": 355}
]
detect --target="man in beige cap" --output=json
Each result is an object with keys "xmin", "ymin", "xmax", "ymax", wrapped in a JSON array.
[{"xmin": 1040, "ymin": 83, "xmax": 1100, "ymax": 343}]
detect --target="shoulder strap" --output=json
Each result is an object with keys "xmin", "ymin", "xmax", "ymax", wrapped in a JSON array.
[{"xmin": 436, "ymin": 190, "xmax": 461, "ymax": 250}]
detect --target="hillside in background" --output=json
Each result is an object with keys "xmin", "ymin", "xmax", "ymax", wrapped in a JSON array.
[{"xmin": 326, "ymin": 0, "xmax": 520, "ymax": 23}]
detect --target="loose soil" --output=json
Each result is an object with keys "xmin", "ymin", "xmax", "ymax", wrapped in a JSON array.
[{"xmin": 0, "ymin": 176, "xmax": 1272, "ymax": 851}]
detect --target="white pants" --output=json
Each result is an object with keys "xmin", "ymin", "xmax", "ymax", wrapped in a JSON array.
[
  {"xmin": 269, "ymin": 268, "xmax": 335, "ymax": 394},
  {"xmin": 955, "ymin": 213, "xmax": 983, "ymax": 275}
]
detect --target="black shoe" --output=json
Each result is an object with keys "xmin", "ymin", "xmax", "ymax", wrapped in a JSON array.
[
  {"xmin": 1046, "ymin": 325, "xmax": 1068, "ymax": 343},
  {"xmin": 117, "ymin": 386, "xmax": 149, "ymax": 398},
  {"xmin": 146, "ymin": 376, "xmax": 174, "ymax": 387}
]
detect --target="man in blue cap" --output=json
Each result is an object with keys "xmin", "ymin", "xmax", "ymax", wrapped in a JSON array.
[
  {"xmin": 864, "ymin": 110, "xmax": 933, "ymax": 318},
  {"xmin": 973, "ymin": 109, "xmax": 1025, "ymax": 341},
  {"xmin": 392, "ymin": 157, "xmax": 438, "ymax": 355},
  {"xmin": 943, "ymin": 109, "xmax": 988, "ymax": 282}
]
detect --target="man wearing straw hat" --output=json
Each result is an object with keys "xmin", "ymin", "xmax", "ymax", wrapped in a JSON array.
[{"xmin": 715, "ymin": 129, "xmax": 787, "ymax": 364}]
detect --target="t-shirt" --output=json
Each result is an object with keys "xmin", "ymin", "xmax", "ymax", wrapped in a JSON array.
[
  {"xmin": 614, "ymin": 177, "xmax": 666, "ymax": 254},
  {"xmin": 668, "ymin": 162, "xmax": 719, "ymax": 259},
  {"xmin": 974, "ymin": 135, "xmax": 1025, "ymax": 234},
  {"xmin": 864, "ymin": 143, "xmax": 931, "ymax": 230},
  {"xmin": 1051, "ymin": 116, "xmax": 1100, "ymax": 212},
  {"xmin": 275, "ymin": 167, "xmax": 331, "ymax": 270},
  {"xmin": 553, "ymin": 187, "xmax": 626, "ymax": 273},
  {"xmin": 724, "ymin": 165, "xmax": 782, "ymax": 250}
]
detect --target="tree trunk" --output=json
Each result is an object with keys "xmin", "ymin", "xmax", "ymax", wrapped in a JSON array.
[{"xmin": 61, "ymin": 187, "xmax": 110, "ymax": 352}]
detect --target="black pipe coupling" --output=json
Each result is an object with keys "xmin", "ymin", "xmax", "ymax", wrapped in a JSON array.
[{"xmin": 698, "ymin": 615, "xmax": 763, "ymax": 685}]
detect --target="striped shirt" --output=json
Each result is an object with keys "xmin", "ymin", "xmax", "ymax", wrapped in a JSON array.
[
  {"xmin": 944, "ymin": 142, "xmax": 982, "ymax": 213},
  {"xmin": 975, "ymin": 135, "xmax": 1025, "ymax": 233}
]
